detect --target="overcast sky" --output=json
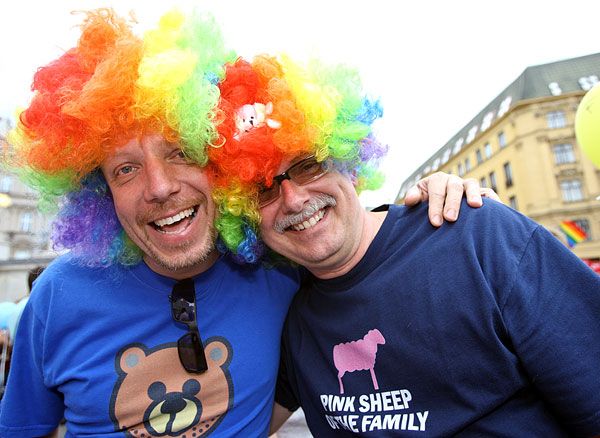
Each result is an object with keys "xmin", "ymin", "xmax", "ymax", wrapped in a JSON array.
[{"xmin": 1, "ymin": 0, "xmax": 599, "ymax": 206}]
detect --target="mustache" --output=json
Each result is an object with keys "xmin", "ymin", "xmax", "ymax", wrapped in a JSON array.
[{"xmin": 273, "ymin": 194, "xmax": 336, "ymax": 233}]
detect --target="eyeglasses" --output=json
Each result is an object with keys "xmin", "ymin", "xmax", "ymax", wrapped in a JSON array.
[
  {"xmin": 169, "ymin": 279, "xmax": 208, "ymax": 373},
  {"xmin": 258, "ymin": 155, "xmax": 328, "ymax": 207}
]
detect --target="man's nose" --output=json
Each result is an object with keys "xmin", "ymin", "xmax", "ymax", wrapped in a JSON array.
[
  {"xmin": 143, "ymin": 159, "xmax": 181, "ymax": 202},
  {"xmin": 279, "ymin": 179, "xmax": 310, "ymax": 213}
]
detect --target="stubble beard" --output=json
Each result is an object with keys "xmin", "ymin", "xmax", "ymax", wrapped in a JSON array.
[
  {"xmin": 134, "ymin": 196, "xmax": 218, "ymax": 273},
  {"xmin": 144, "ymin": 223, "xmax": 218, "ymax": 273}
]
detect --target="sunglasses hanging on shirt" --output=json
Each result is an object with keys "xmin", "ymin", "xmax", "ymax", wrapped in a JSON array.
[{"xmin": 169, "ymin": 278, "xmax": 208, "ymax": 373}]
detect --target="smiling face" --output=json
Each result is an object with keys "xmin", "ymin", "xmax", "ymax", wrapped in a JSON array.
[
  {"xmin": 259, "ymin": 156, "xmax": 372, "ymax": 279},
  {"xmin": 101, "ymin": 134, "xmax": 218, "ymax": 279}
]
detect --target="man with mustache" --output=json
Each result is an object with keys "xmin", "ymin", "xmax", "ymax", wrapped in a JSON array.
[
  {"xmin": 207, "ymin": 56, "xmax": 600, "ymax": 437},
  {"xmin": 0, "ymin": 9, "xmax": 485, "ymax": 438}
]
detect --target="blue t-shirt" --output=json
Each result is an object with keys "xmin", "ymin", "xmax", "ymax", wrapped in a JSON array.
[
  {"xmin": 276, "ymin": 201, "xmax": 600, "ymax": 437},
  {"xmin": 0, "ymin": 254, "xmax": 300, "ymax": 437}
]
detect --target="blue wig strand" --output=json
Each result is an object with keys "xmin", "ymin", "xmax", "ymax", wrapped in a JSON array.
[{"xmin": 51, "ymin": 171, "xmax": 141, "ymax": 267}]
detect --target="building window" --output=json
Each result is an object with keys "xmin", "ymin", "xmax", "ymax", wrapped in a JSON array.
[
  {"xmin": 13, "ymin": 249, "xmax": 32, "ymax": 260},
  {"xmin": 441, "ymin": 148, "xmax": 451, "ymax": 164},
  {"xmin": 548, "ymin": 82, "xmax": 562, "ymax": 96},
  {"xmin": 560, "ymin": 179, "xmax": 584, "ymax": 202},
  {"xmin": 484, "ymin": 142, "xmax": 493, "ymax": 158},
  {"xmin": 480, "ymin": 177, "xmax": 487, "ymax": 188},
  {"xmin": 553, "ymin": 143, "xmax": 575, "ymax": 164},
  {"xmin": 432, "ymin": 158, "xmax": 441, "ymax": 171},
  {"xmin": 547, "ymin": 110, "xmax": 566, "ymax": 129},
  {"xmin": 20, "ymin": 212, "xmax": 33, "ymax": 232},
  {"xmin": 573, "ymin": 219, "xmax": 592, "ymax": 240},
  {"xmin": 509, "ymin": 196, "xmax": 518, "ymax": 211},
  {"xmin": 578, "ymin": 75, "xmax": 599, "ymax": 91},
  {"xmin": 476, "ymin": 149, "xmax": 483, "ymax": 165},
  {"xmin": 489, "ymin": 171, "xmax": 497, "ymax": 192},
  {"xmin": 503, "ymin": 162, "xmax": 513, "ymax": 188},
  {"xmin": 464, "ymin": 158, "xmax": 471, "ymax": 172},
  {"xmin": 453, "ymin": 138, "xmax": 464, "ymax": 155},
  {"xmin": 480, "ymin": 112, "xmax": 494, "ymax": 132},
  {"xmin": 498, "ymin": 131, "xmax": 506, "ymax": 148},
  {"xmin": 458, "ymin": 163, "xmax": 464, "ymax": 177},
  {"xmin": 466, "ymin": 126, "xmax": 478, "ymax": 144},
  {"xmin": 497, "ymin": 96, "xmax": 512, "ymax": 118},
  {"xmin": 0, "ymin": 175, "xmax": 11, "ymax": 193}
]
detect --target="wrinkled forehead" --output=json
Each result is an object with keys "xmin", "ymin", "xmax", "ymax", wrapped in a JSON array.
[{"xmin": 102, "ymin": 133, "xmax": 181, "ymax": 163}]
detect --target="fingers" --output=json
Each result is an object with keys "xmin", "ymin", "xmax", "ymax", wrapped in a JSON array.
[
  {"xmin": 438, "ymin": 175, "xmax": 465, "ymax": 223},
  {"xmin": 403, "ymin": 184, "xmax": 427, "ymax": 207},
  {"xmin": 480, "ymin": 187, "xmax": 502, "ymax": 203},
  {"xmin": 424, "ymin": 174, "xmax": 449, "ymax": 226},
  {"xmin": 463, "ymin": 178, "xmax": 483, "ymax": 208},
  {"xmin": 421, "ymin": 172, "xmax": 459, "ymax": 227},
  {"xmin": 405, "ymin": 172, "xmax": 492, "ymax": 227}
]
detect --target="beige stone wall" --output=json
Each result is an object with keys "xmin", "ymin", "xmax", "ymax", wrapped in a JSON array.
[
  {"xmin": 406, "ymin": 92, "xmax": 600, "ymax": 260},
  {"xmin": 0, "ymin": 259, "xmax": 54, "ymax": 302}
]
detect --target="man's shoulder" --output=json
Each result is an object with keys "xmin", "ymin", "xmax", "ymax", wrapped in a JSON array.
[
  {"xmin": 222, "ymin": 254, "xmax": 301, "ymax": 283},
  {"xmin": 216, "ymin": 256, "xmax": 301, "ymax": 306},
  {"xmin": 452, "ymin": 198, "xmax": 539, "ymax": 237},
  {"xmin": 382, "ymin": 200, "xmax": 541, "ymax": 266},
  {"xmin": 398, "ymin": 199, "xmax": 536, "ymax": 233},
  {"xmin": 41, "ymin": 254, "xmax": 116, "ymax": 279},
  {"xmin": 34, "ymin": 254, "xmax": 79, "ymax": 284},
  {"xmin": 32, "ymin": 255, "xmax": 128, "ymax": 299}
]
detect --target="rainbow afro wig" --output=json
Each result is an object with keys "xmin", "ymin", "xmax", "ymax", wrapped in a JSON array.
[
  {"xmin": 208, "ymin": 54, "xmax": 388, "ymax": 264},
  {"xmin": 6, "ymin": 8, "xmax": 236, "ymax": 266},
  {"xmin": 6, "ymin": 7, "xmax": 386, "ymax": 267}
]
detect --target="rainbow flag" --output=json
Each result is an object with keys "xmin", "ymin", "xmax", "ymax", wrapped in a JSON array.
[{"xmin": 559, "ymin": 220, "xmax": 587, "ymax": 247}]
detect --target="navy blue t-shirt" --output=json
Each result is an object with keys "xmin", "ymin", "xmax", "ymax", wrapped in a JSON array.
[{"xmin": 276, "ymin": 200, "xmax": 600, "ymax": 437}]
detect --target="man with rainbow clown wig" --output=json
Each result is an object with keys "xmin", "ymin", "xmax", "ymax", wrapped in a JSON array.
[
  {"xmin": 205, "ymin": 37, "xmax": 600, "ymax": 438},
  {"xmin": 1, "ymin": 8, "xmax": 495, "ymax": 438}
]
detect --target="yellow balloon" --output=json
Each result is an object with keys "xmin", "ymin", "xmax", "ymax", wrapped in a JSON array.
[{"xmin": 575, "ymin": 84, "xmax": 600, "ymax": 168}]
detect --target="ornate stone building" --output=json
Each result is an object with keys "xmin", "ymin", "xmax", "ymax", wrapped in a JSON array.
[{"xmin": 0, "ymin": 117, "xmax": 56, "ymax": 301}]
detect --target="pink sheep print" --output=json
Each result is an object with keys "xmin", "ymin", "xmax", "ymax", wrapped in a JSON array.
[{"xmin": 332, "ymin": 329, "xmax": 386, "ymax": 394}]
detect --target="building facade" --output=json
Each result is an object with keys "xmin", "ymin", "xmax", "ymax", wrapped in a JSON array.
[
  {"xmin": 395, "ymin": 53, "xmax": 600, "ymax": 264},
  {"xmin": 0, "ymin": 117, "xmax": 56, "ymax": 301}
]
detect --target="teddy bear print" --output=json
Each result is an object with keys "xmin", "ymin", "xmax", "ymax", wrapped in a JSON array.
[{"xmin": 109, "ymin": 337, "xmax": 233, "ymax": 437}]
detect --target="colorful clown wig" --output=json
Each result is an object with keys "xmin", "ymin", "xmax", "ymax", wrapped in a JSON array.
[
  {"xmin": 5, "ymin": 8, "xmax": 235, "ymax": 266},
  {"xmin": 209, "ymin": 55, "xmax": 388, "ymax": 263}
]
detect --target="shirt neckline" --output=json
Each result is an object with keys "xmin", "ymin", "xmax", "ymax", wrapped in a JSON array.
[{"xmin": 126, "ymin": 254, "xmax": 228, "ymax": 298}]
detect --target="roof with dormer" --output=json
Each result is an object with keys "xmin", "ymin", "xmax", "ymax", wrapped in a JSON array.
[{"xmin": 395, "ymin": 52, "xmax": 600, "ymax": 200}]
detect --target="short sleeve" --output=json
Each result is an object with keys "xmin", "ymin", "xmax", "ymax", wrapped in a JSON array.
[
  {"xmin": 0, "ymin": 298, "xmax": 64, "ymax": 437},
  {"xmin": 501, "ymin": 226, "xmax": 600, "ymax": 436},
  {"xmin": 275, "ymin": 334, "xmax": 300, "ymax": 412}
]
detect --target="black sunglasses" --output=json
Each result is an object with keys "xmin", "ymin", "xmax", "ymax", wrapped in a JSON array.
[
  {"xmin": 258, "ymin": 155, "xmax": 328, "ymax": 207},
  {"xmin": 169, "ymin": 278, "xmax": 208, "ymax": 373}
]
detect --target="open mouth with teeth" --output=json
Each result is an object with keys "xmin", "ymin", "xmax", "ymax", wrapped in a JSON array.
[
  {"xmin": 288, "ymin": 209, "xmax": 326, "ymax": 232},
  {"xmin": 151, "ymin": 207, "xmax": 197, "ymax": 233}
]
